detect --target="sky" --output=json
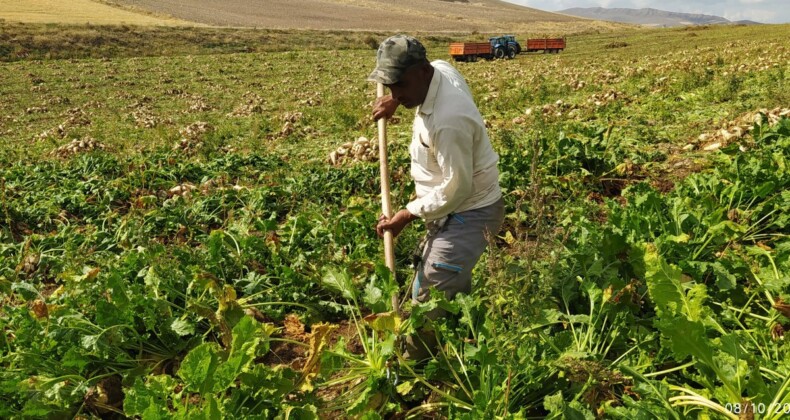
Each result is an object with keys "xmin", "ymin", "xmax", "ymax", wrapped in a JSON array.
[{"xmin": 503, "ymin": 0, "xmax": 790, "ymax": 24}]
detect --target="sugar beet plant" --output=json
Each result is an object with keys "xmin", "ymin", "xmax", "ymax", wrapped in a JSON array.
[
  {"xmin": 0, "ymin": 150, "xmax": 390, "ymax": 417},
  {"xmin": 535, "ymin": 117, "xmax": 790, "ymax": 418},
  {"xmin": 2, "ymin": 98, "xmax": 790, "ymax": 420},
  {"xmin": 380, "ymin": 116, "xmax": 790, "ymax": 418}
]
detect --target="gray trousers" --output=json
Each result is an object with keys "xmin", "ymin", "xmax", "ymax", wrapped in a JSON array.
[{"xmin": 405, "ymin": 197, "xmax": 505, "ymax": 360}]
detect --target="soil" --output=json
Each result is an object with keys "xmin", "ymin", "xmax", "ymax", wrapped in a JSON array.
[
  {"xmin": 112, "ymin": 0, "xmax": 619, "ymax": 32},
  {"xmin": 262, "ymin": 314, "xmax": 309, "ymax": 370},
  {"xmin": 259, "ymin": 313, "xmax": 372, "ymax": 417},
  {"xmin": 262, "ymin": 314, "xmax": 364, "ymax": 370}
]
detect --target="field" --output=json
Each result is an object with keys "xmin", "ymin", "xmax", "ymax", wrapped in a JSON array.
[
  {"xmin": 0, "ymin": 0, "xmax": 192, "ymax": 26},
  {"xmin": 1, "ymin": 21, "xmax": 790, "ymax": 418},
  {"xmin": 112, "ymin": 0, "xmax": 623, "ymax": 32},
  {"xmin": 0, "ymin": 0, "xmax": 626, "ymax": 33}
]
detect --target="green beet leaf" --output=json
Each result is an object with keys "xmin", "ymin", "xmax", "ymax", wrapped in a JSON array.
[
  {"xmin": 124, "ymin": 375, "xmax": 178, "ymax": 419},
  {"xmin": 178, "ymin": 342, "xmax": 221, "ymax": 394},
  {"xmin": 320, "ymin": 267, "xmax": 358, "ymax": 301},
  {"xmin": 214, "ymin": 316, "xmax": 263, "ymax": 391},
  {"xmin": 643, "ymin": 243, "xmax": 706, "ymax": 321},
  {"xmin": 171, "ymin": 317, "xmax": 196, "ymax": 336}
]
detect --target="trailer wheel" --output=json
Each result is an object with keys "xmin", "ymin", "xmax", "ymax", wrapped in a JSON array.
[
  {"xmin": 494, "ymin": 47, "xmax": 505, "ymax": 59},
  {"xmin": 507, "ymin": 47, "xmax": 516, "ymax": 59}
]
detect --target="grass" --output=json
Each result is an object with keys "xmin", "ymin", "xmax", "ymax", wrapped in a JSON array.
[{"xmin": 0, "ymin": 22, "xmax": 406, "ymax": 61}]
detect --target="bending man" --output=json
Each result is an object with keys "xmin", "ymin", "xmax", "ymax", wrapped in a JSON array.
[{"xmin": 369, "ymin": 35, "xmax": 504, "ymax": 360}]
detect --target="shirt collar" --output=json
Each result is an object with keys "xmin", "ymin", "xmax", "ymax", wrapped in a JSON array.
[{"xmin": 417, "ymin": 65, "xmax": 441, "ymax": 116}]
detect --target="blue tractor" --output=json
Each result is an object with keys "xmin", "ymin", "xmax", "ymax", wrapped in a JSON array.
[
  {"xmin": 504, "ymin": 35, "xmax": 522, "ymax": 54},
  {"xmin": 489, "ymin": 35, "xmax": 521, "ymax": 59}
]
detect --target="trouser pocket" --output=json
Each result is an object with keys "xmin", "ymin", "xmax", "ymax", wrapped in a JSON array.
[
  {"xmin": 413, "ymin": 258, "xmax": 469, "ymax": 303},
  {"xmin": 430, "ymin": 261, "xmax": 462, "ymax": 273}
]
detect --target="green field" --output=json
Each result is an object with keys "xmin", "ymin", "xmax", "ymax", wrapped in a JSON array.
[{"xmin": 1, "ymin": 22, "xmax": 789, "ymax": 418}]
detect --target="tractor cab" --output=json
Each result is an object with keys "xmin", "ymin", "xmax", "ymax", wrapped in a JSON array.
[
  {"xmin": 503, "ymin": 35, "xmax": 522, "ymax": 54},
  {"xmin": 488, "ymin": 36, "xmax": 506, "ymax": 49},
  {"xmin": 488, "ymin": 36, "xmax": 518, "ymax": 59}
]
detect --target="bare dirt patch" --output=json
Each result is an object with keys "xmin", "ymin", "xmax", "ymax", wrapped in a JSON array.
[{"xmin": 263, "ymin": 314, "xmax": 363, "ymax": 371}]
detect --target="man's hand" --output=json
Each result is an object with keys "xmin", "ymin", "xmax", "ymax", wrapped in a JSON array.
[
  {"xmin": 372, "ymin": 95, "xmax": 400, "ymax": 121},
  {"xmin": 376, "ymin": 209, "xmax": 418, "ymax": 238}
]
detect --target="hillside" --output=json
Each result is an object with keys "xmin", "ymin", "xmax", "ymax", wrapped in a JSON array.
[
  {"xmin": 558, "ymin": 7, "xmax": 745, "ymax": 27},
  {"xmin": 0, "ymin": 0, "xmax": 193, "ymax": 26},
  {"xmin": 111, "ymin": 0, "xmax": 624, "ymax": 32}
]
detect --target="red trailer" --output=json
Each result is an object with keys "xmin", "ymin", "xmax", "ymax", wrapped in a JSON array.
[
  {"xmin": 449, "ymin": 42, "xmax": 494, "ymax": 61},
  {"xmin": 525, "ymin": 38, "xmax": 566, "ymax": 53}
]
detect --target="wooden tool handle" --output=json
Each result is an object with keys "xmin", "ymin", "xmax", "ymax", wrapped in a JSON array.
[{"xmin": 376, "ymin": 83, "xmax": 398, "ymax": 313}]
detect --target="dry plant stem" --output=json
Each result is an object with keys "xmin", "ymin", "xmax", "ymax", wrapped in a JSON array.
[
  {"xmin": 377, "ymin": 83, "xmax": 398, "ymax": 314},
  {"xmin": 1, "ymin": 177, "xmax": 10, "ymax": 229}
]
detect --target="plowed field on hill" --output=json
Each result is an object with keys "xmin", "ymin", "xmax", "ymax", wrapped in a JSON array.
[
  {"xmin": 113, "ymin": 0, "xmax": 621, "ymax": 32},
  {"xmin": 0, "ymin": 0, "xmax": 193, "ymax": 25}
]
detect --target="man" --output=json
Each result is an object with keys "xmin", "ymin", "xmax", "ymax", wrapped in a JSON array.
[{"xmin": 369, "ymin": 35, "xmax": 504, "ymax": 359}]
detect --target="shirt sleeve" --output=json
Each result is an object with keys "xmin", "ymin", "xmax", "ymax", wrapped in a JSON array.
[{"xmin": 406, "ymin": 123, "xmax": 474, "ymax": 220}]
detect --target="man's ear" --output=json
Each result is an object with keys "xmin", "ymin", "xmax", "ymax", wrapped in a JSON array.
[{"xmin": 419, "ymin": 61, "xmax": 432, "ymax": 80}]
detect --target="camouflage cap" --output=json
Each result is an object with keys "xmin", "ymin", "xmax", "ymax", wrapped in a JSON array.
[{"xmin": 367, "ymin": 35, "xmax": 427, "ymax": 85}]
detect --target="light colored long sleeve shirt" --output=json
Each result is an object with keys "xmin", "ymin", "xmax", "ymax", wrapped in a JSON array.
[{"xmin": 405, "ymin": 60, "xmax": 502, "ymax": 222}]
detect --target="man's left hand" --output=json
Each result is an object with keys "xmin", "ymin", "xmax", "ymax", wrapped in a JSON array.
[{"xmin": 372, "ymin": 95, "xmax": 400, "ymax": 121}]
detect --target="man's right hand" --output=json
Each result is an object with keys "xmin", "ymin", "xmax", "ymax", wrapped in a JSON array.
[
  {"xmin": 372, "ymin": 95, "xmax": 400, "ymax": 121},
  {"xmin": 376, "ymin": 209, "xmax": 418, "ymax": 239}
]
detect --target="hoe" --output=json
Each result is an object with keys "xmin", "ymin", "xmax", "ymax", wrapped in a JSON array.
[{"xmin": 376, "ymin": 82, "xmax": 399, "ymax": 315}]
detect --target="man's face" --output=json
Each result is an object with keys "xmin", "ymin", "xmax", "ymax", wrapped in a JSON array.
[{"xmin": 385, "ymin": 63, "xmax": 431, "ymax": 109}]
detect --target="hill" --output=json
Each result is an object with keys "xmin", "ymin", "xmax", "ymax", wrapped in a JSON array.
[
  {"xmin": 111, "ymin": 0, "xmax": 623, "ymax": 33},
  {"xmin": 0, "ymin": 0, "xmax": 193, "ymax": 26},
  {"xmin": 558, "ymin": 7, "xmax": 744, "ymax": 27}
]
